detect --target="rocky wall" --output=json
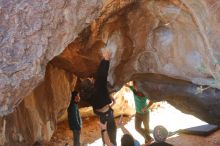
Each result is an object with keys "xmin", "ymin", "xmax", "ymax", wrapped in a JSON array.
[
  {"xmin": 1, "ymin": 0, "xmax": 220, "ymax": 145},
  {"xmin": 0, "ymin": 64, "xmax": 76, "ymax": 146},
  {"xmin": 0, "ymin": 0, "xmax": 104, "ymax": 116},
  {"xmin": 52, "ymin": 0, "xmax": 220, "ymax": 124}
]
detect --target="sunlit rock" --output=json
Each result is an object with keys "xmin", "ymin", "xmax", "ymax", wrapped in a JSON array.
[{"xmin": 1, "ymin": 0, "xmax": 220, "ymax": 145}]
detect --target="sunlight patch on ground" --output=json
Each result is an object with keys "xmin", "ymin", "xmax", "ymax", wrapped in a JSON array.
[
  {"xmin": 88, "ymin": 102, "xmax": 207, "ymax": 146},
  {"xmin": 150, "ymin": 102, "xmax": 207, "ymax": 132},
  {"xmin": 88, "ymin": 117, "xmax": 145, "ymax": 146}
]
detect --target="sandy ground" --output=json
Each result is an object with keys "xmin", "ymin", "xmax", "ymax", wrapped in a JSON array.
[{"xmin": 47, "ymin": 103, "xmax": 220, "ymax": 146}]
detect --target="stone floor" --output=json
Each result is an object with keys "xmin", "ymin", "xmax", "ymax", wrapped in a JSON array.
[{"xmin": 47, "ymin": 102, "xmax": 220, "ymax": 146}]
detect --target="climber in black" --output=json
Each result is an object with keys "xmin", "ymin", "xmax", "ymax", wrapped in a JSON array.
[{"xmin": 79, "ymin": 50, "xmax": 117, "ymax": 146}]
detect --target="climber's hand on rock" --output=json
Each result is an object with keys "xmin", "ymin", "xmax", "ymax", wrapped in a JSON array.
[{"xmin": 102, "ymin": 50, "xmax": 112, "ymax": 60}]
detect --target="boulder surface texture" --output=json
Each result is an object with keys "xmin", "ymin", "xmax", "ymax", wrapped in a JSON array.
[{"xmin": 1, "ymin": 0, "xmax": 220, "ymax": 145}]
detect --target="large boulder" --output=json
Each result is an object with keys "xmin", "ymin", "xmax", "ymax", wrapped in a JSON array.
[
  {"xmin": 0, "ymin": 0, "xmax": 103, "ymax": 116},
  {"xmin": 0, "ymin": 64, "xmax": 77, "ymax": 146},
  {"xmin": 1, "ymin": 0, "xmax": 220, "ymax": 145},
  {"xmin": 53, "ymin": 0, "xmax": 220, "ymax": 124},
  {"xmin": 0, "ymin": 0, "xmax": 136, "ymax": 145}
]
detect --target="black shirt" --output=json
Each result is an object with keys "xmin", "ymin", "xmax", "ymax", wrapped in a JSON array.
[{"xmin": 91, "ymin": 59, "xmax": 112, "ymax": 110}]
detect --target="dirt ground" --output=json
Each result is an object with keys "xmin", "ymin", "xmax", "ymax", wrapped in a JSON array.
[{"xmin": 47, "ymin": 103, "xmax": 220, "ymax": 146}]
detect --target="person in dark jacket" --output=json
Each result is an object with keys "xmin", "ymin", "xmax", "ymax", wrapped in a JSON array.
[
  {"xmin": 67, "ymin": 91, "xmax": 82, "ymax": 146},
  {"xmin": 79, "ymin": 50, "xmax": 117, "ymax": 146}
]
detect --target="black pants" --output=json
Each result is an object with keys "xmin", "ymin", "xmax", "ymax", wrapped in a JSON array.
[
  {"xmin": 73, "ymin": 130, "xmax": 80, "ymax": 146},
  {"xmin": 135, "ymin": 112, "xmax": 152, "ymax": 141},
  {"xmin": 94, "ymin": 108, "xmax": 117, "ymax": 146}
]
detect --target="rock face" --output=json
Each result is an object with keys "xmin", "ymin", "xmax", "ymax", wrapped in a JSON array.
[
  {"xmin": 1, "ymin": 0, "xmax": 220, "ymax": 145},
  {"xmin": 0, "ymin": 0, "xmax": 103, "ymax": 116},
  {"xmin": 0, "ymin": 64, "xmax": 77, "ymax": 146},
  {"xmin": 54, "ymin": 0, "xmax": 220, "ymax": 124},
  {"xmin": 0, "ymin": 0, "xmax": 137, "ymax": 145}
]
